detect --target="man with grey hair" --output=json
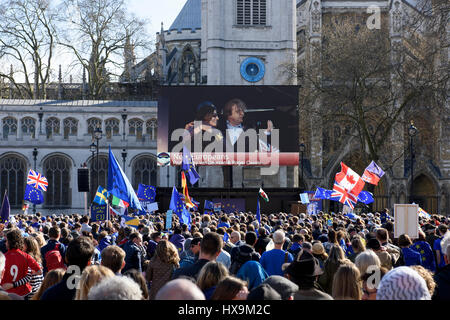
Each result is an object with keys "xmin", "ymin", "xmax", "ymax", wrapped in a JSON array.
[
  {"xmin": 230, "ymin": 231, "xmax": 243, "ymax": 246},
  {"xmin": 259, "ymin": 230, "xmax": 294, "ymax": 276},
  {"xmin": 87, "ymin": 276, "xmax": 143, "ymax": 300},
  {"xmin": 0, "ymin": 252, "xmax": 23, "ymax": 300},
  {"xmin": 155, "ymin": 279, "xmax": 205, "ymax": 300},
  {"xmin": 433, "ymin": 232, "xmax": 450, "ymax": 300}
]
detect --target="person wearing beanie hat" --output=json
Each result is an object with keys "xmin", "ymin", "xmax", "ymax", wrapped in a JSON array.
[
  {"xmin": 376, "ymin": 266, "xmax": 431, "ymax": 300},
  {"xmin": 263, "ymin": 275, "xmax": 298, "ymax": 300}
]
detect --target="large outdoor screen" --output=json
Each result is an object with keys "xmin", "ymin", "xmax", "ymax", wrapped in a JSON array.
[{"xmin": 157, "ymin": 86, "xmax": 299, "ymax": 167}]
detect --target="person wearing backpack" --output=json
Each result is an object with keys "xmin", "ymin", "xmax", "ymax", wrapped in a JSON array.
[
  {"xmin": 41, "ymin": 227, "xmax": 66, "ymax": 274},
  {"xmin": 259, "ymin": 230, "xmax": 294, "ymax": 277},
  {"xmin": 229, "ymin": 232, "xmax": 261, "ymax": 275}
]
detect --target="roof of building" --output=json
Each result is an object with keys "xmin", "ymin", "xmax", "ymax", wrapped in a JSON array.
[
  {"xmin": 0, "ymin": 99, "xmax": 157, "ymax": 108},
  {"xmin": 168, "ymin": 0, "xmax": 201, "ymax": 32}
]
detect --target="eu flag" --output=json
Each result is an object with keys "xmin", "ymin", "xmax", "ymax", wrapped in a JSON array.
[
  {"xmin": 107, "ymin": 146, "xmax": 142, "ymax": 210},
  {"xmin": 256, "ymin": 197, "xmax": 261, "ymax": 225},
  {"xmin": 169, "ymin": 186, "xmax": 191, "ymax": 228},
  {"xmin": 357, "ymin": 191, "xmax": 374, "ymax": 204},
  {"xmin": 137, "ymin": 184, "xmax": 156, "ymax": 202},
  {"xmin": 204, "ymin": 200, "xmax": 214, "ymax": 210},
  {"xmin": 24, "ymin": 184, "xmax": 44, "ymax": 205},
  {"xmin": 313, "ymin": 187, "xmax": 333, "ymax": 200},
  {"xmin": 182, "ymin": 145, "xmax": 200, "ymax": 185}
]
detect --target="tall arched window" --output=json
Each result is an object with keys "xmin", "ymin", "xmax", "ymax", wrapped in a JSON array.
[
  {"xmin": 146, "ymin": 119, "xmax": 157, "ymax": 141},
  {"xmin": 63, "ymin": 118, "xmax": 78, "ymax": 139},
  {"xmin": 132, "ymin": 156, "xmax": 157, "ymax": 189},
  {"xmin": 46, "ymin": 117, "xmax": 60, "ymax": 139},
  {"xmin": 43, "ymin": 155, "xmax": 71, "ymax": 207},
  {"xmin": 2, "ymin": 117, "xmax": 17, "ymax": 139},
  {"xmin": 0, "ymin": 155, "xmax": 26, "ymax": 207},
  {"xmin": 87, "ymin": 118, "xmax": 102, "ymax": 137},
  {"xmin": 21, "ymin": 117, "xmax": 36, "ymax": 138},
  {"xmin": 105, "ymin": 118, "xmax": 120, "ymax": 139},
  {"xmin": 89, "ymin": 156, "xmax": 108, "ymax": 203},
  {"xmin": 129, "ymin": 118, "xmax": 143, "ymax": 140},
  {"xmin": 180, "ymin": 47, "xmax": 197, "ymax": 84}
]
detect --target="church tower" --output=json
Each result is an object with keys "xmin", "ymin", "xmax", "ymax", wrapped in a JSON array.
[{"xmin": 201, "ymin": 0, "xmax": 297, "ymax": 85}]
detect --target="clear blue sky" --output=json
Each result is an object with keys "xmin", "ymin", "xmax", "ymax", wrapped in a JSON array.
[{"xmin": 127, "ymin": 0, "xmax": 187, "ymax": 39}]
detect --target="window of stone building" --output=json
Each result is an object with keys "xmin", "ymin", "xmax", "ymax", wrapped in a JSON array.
[
  {"xmin": 63, "ymin": 117, "xmax": 78, "ymax": 139},
  {"xmin": 2, "ymin": 117, "xmax": 17, "ymax": 139},
  {"xmin": 0, "ymin": 155, "xmax": 26, "ymax": 208},
  {"xmin": 105, "ymin": 118, "xmax": 120, "ymax": 139},
  {"xmin": 21, "ymin": 117, "xmax": 36, "ymax": 138},
  {"xmin": 129, "ymin": 118, "xmax": 143, "ymax": 140},
  {"xmin": 132, "ymin": 156, "xmax": 157, "ymax": 189},
  {"xmin": 236, "ymin": 0, "xmax": 267, "ymax": 26},
  {"xmin": 88, "ymin": 156, "xmax": 108, "ymax": 203},
  {"xmin": 146, "ymin": 118, "xmax": 157, "ymax": 140},
  {"xmin": 87, "ymin": 118, "xmax": 102, "ymax": 137},
  {"xmin": 43, "ymin": 155, "xmax": 71, "ymax": 207},
  {"xmin": 46, "ymin": 117, "xmax": 60, "ymax": 139}
]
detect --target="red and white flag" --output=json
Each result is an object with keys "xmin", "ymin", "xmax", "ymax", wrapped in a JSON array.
[{"xmin": 334, "ymin": 162, "xmax": 365, "ymax": 198}]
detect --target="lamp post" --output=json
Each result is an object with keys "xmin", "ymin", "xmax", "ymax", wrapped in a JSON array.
[
  {"xmin": 408, "ymin": 120, "xmax": 418, "ymax": 203},
  {"xmin": 122, "ymin": 148, "xmax": 127, "ymax": 170},
  {"xmin": 121, "ymin": 109, "xmax": 127, "ymax": 141},
  {"xmin": 37, "ymin": 107, "xmax": 43, "ymax": 135},
  {"xmin": 89, "ymin": 142, "xmax": 96, "ymax": 188},
  {"xmin": 299, "ymin": 142, "xmax": 306, "ymax": 192},
  {"xmin": 32, "ymin": 148, "xmax": 38, "ymax": 214},
  {"xmin": 94, "ymin": 126, "xmax": 102, "ymax": 187}
]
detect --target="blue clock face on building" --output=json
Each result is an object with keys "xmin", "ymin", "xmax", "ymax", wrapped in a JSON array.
[{"xmin": 240, "ymin": 57, "xmax": 265, "ymax": 82}]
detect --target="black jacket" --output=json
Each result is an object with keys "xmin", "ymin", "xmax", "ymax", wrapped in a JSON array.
[
  {"xmin": 254, "ymin": 236, "xmax": 271, "ymax": 255},
  {"xmin": 433, "ymin": 264, "xmax": 450, "ymax": 300},
  {"xmin": 40, "ymin": 272, "xmax": 77, "ymax": 300}
]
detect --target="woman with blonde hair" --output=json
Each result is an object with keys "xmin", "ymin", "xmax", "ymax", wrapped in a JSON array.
[
  {"xmin": 332, "ymin": 262, "xmax": 362, "ymax": 300},
  {"xmin": 348, "ymin": 236, "xmax": 366, "ymax": 263},
  {"xmin": 146, "ymin": 240, "xmax": 180, "ymax": 300},
  {"xmin": 197, "ymin": 261, "xmax": 229, "ymax": 300},
  {"xmin": 75, "ymin": 265, "xmax": 115, "ymax": 300},
  {"xmin": 32, "ymin": 268, "xmax": 65, "ymax": 300},
  {"xmin": 355, "ymin": 250, "xmax": 381, "ymax": 276},
  {"xmin": 211, "ymin": 276, "xmax": 249, "ymax": 300}
]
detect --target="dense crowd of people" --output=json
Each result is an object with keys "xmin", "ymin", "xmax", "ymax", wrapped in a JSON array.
[{"xmin": 0, "ymin": 208, "xmax": 449, "ymax": 301}]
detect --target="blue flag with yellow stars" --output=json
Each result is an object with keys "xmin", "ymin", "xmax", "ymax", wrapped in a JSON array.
[
  {"xmin": 169, "ymin": 186, "xmax": 191, "ymax": 228},
  {"xmin": 137, "ymin": 184, "xmax": 156, "ymax": 202},
  {"xmin": 24, "ymin": 184, "xmax": 44, "ymax": 205},
  {"xmin": 182, "ymin": 145, "xmax": 200, "ymax": 185}
]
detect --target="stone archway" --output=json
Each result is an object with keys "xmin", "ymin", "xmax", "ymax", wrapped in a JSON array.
[{"xmin": 411, "ymin": 174, "xmax": 438, "ymax": 213}]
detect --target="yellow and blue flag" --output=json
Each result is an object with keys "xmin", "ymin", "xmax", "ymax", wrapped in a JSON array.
[
  {"xmin": 169, "ymin": 186, "xmax": 191, "ymax": 228},
  {"xmin": 93, "ymin": 186, "xmax": 108, "ymax": 205},
  {"xmin": 120, "ymin": 215, "xmax": 140, "ymax": 228}
]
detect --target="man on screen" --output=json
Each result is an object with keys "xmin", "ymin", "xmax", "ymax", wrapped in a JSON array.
[{"xmin": 220, "ymin": 98, "xmax": 278, "ymax": 153}]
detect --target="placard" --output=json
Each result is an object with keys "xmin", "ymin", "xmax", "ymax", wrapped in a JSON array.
[
  {"xmin": 90, "ymin": 204, "xmax": 108, "ymax": 222},
  {"xmin": 394, "ymin": 204, "xmax": 419, "ymax": 239},
  {"xmin": 165, "ymin": 210, "xmax": 173, "ymax": 230}
]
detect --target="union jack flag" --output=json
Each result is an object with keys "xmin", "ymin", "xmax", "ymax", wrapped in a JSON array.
[
  {"xmin": 331, "ymin": 182, "xmax": 358, "ymax": 209},
  {"xmin": 27, "ymin": 169, "xmax": 48, "ymax": 192}
]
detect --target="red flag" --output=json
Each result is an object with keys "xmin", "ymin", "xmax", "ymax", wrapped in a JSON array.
[{"xmin": 334, "ymin": 162, "xmax": 365, "ymax": 198}]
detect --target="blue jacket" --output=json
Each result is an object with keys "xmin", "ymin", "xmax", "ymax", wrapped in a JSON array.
[
  {"xmin": 40, "ymin": 239, "xmax": 66, "ymax": 274},
  {"xmin": 122, "ymin": 240, "xmax": 143, "ymax": 273},
  {"xmin": 402, "ymin": 247, "xmax": 422, "ymax": 266},
  {"xmin": 170, "ymin": 233, "xmax": 185, "ymax": 254}
]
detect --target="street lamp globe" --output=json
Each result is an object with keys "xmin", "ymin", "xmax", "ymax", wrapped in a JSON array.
[
  {"xmin": 89, "ymin": 142, "xmax": 96, "ymax": 153},
  {"xmin": 94, "ymin": 126, "xmax": 103, "ymax": 140},
  {"xmin": 408, "ymin": 120, "xmax": 418, "ymax": 137},
  {"xmin": 299, "ymin": 143, "xmax": 306, "ymax": 153}
]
